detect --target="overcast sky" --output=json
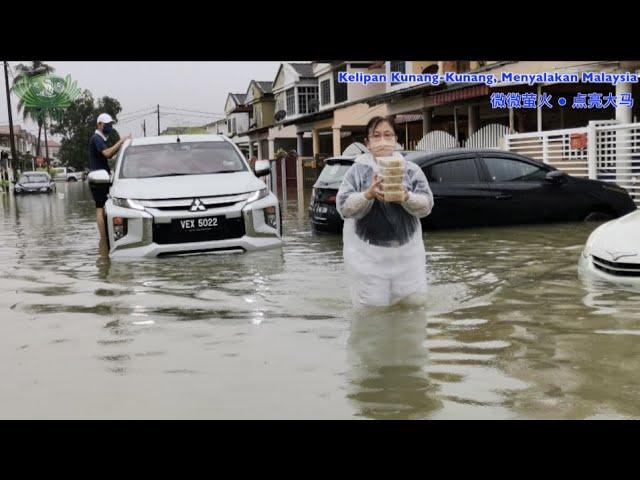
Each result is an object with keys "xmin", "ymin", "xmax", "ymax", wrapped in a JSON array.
[{"xmin": 0, "ymin": 61, "xmax": 285, "ymax": 140}]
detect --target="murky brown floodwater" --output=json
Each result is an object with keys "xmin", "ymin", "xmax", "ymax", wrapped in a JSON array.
[{"xmin": 1, "ymin": 182, "xmax": 639, "ymax": 419}]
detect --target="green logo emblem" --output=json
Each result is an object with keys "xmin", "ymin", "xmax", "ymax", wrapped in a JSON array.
[{"xmin": 13, "ymin": 74, "xmax": 81, "ymax": 110}]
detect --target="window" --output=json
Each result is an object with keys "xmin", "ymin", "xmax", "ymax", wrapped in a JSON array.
[
  {"xmin": 298, "ymin": 86, "xmax": 318, "ymax": 114},
  {"xmin": 483, "ymin": 157, "xmax": 548, "ymax": 182},
  {"xmin": 276, "ymin": 93, "xmax": 285, "ymax": 114},
  {"xmin": 120, "ymin": 142, "xmax": 247, "ymax": 179},
  {"xmin": 320, "ymin": 79, "xmax": 331, "ymax": 106},
  {"xmin": 390, "ymin": 61, "xmax": 406, "ymax": 85},
  {"xmin": 333, "ymin": 65, "xmax": 348, "ymax": 104},
  {"xmin": 426, "ymin": 158, "xmax": 480, "ymax": 183},
  {"xmin": 317, "ymin": 161, "xmax": 352, "ymax": 184},
  {"xmin": 286, "ymin": 88, "xmax": 295, "ymax": 115}
]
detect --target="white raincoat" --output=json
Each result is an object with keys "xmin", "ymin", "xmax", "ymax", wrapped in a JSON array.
[{"xmin": 336, "ymin": 152, "xmax": 434, "ymax": 307}]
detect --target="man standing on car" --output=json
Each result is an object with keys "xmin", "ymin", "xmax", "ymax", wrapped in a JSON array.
[{"xmin": 89, "ymin": 113, "xmax": 131, "ymax": 238}]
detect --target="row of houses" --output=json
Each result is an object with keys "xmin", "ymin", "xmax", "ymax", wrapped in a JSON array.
[
  {"xmin": 196, "ymin": 61, "xmax": 640, "ymax": 163},
  {"xmin": 0, "ymin": 124, "xmax": 60, "ymax": 162}
]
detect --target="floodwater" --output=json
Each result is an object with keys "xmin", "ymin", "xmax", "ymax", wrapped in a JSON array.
[{"xmin": 1, "ymin": 182, "xmax": 639, "ymax": 419}]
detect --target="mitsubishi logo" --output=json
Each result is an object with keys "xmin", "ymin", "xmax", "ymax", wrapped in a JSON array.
[
  {"xmin": 606, "ymin": 250, "xmax": 638, "ymax": 262},
  {"xmin": 189, "ymin": 198, "xmax": 206, "ymax": 212}
]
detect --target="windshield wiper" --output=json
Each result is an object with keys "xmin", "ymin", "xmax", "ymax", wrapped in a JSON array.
[{"xmin": 141, "ymin": 173, "xmax": 193, "ymax": 178}]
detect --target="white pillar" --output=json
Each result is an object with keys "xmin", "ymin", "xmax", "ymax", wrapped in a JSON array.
[
  {"xmin": 268, "ymin": 138, "xmax": 275, "ymax": 159},
  {"xmin": 332, "ymin": 127, "xmax": 341, "ymax": 156},
  {"xmin": 422, "ymin": 107, "xmax": 433, "ymax": 135},
  {"xmin": 296, "ymin": 132, "xmax": 304, "ymax": 157},
  {"xmin": 615, "ymin": 82, "xmax": 633, "ymax": 185},
  {"xmin": 248, "ymin": 140, "xmax": 254, "ymax": 158},
  {"xmin": 616, "ymin": 82, "xmax": 633, "ymax": 124},
  {"xmin": 537, "ymin": 84, "xmax": 542, "ymax": 132},
  {"xmin": 312, "ymin": 129, "xmax": 320, "ymax": 156},
  {"xmin": 468, "ymin": 104, "xmax": 479, "ymax": 137},
  {"xmin": 256, "ymin": 140, "xmax": 263, "ymax": 160},
  {"xmin": 453, "ymin": 107, "xmax": 458, "ymax": 143}
]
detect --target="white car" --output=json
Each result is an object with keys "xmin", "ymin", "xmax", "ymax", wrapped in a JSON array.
[
  {"xmin": 52, "ymin": 166, "xmax": 83, "ymax": 182},
  {"xmin": 579, "ymin": 209, "xmax": 640, "ymax": 283},
  {"xmin": 93, "ymin": 134, "xmax": 282, "ymax": 258}
]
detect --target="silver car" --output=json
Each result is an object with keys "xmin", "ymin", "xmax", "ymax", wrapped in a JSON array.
[{"xmin": 13, "ymin": 171, "xmax": 56, "ymax": 194}]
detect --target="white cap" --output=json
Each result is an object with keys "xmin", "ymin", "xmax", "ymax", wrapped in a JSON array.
[{"xmin": 97, "ymin": 113, "xmax": 115, "ymax": 125}]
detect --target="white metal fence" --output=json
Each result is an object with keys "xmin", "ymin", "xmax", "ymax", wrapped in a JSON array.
[
  {"xmin": 415, "ymin": 123, "xmax": 514, "ymax": 151},
  {"xmin": 415, "ymin": 130, "xmax": 459, "ymax": 151},
  {"xmin": 505, "ymin": 121, "xmax": 640, "ymax": 206},
  {"xmin": 463, "ymin": 124, "xmax": 514, "ymax": 149}
]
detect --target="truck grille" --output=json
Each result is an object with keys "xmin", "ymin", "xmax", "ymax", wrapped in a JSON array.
[{"xmin": 592, "ymin": 255, "xmax": 640, "ymax": 277}]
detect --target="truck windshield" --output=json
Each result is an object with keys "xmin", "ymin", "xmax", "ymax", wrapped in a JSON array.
[{"xmin": 119, "ymin": 141, "xmax": 248, "ymax": 179}]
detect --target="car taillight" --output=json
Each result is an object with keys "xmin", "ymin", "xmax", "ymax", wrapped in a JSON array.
[{"xmin": 327, "ymin": 195, "xmax": 336, "ymax": 204}]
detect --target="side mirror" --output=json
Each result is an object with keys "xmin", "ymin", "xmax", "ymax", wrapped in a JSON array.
[
  {"xmin": 545, "ymin": 170, "xmax": 566, "ymax": 184},
  {"xmin": 87, "ymin": 169, "xmax": 111, "ymax": 185},
  {"xmin": 254, "ymin": 160, "xmax": 271, "ymax": 177}
]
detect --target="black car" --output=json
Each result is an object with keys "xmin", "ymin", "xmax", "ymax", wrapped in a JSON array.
[
  {"xmin": 309, "ymin": 156, "xmax": 355, "ymax": 232},
  {"xmin": 310, "ymin": 149, "xmax": 637, "ymax": 232}
]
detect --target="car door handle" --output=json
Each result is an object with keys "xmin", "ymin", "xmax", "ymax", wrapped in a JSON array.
[{"xmin": 494, "ymin": 194, "xmax": 512, "ymax": 200}]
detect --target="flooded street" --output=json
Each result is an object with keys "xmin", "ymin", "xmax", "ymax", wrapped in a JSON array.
[{"xmin": 1, "ymin": 182, "xmax": 640, "ymax": 419}]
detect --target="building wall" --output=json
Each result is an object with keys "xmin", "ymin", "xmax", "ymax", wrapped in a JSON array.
[{"xmin": 346, "ymin": 64, "xmax": 386, "ymax": 103}]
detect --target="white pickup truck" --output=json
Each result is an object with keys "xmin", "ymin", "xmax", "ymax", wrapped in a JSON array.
[{"xmin": 51, "ymin": 166, "xmax": 83, "ymax": 182}]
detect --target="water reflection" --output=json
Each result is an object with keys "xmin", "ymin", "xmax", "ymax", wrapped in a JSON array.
[{"xmin": 346, "ymin": 304, "xmax": 442, "ymax": 419}]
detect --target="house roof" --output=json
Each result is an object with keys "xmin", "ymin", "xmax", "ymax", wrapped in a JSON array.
[
  {"xmin": 289, "ymin": 63, "xmax": 314, "ymax": 78},
  {"xmin": 256, "ymin": 81, "xmax": 273, "ymax": 94},
  {"xmin": 230, "ymin": 93, "xmax": 247, "ymax": 105}
]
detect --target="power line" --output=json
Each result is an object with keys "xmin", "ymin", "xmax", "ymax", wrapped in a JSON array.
[
  {"xmin": 118, "ymin": 106, "xmax": 157, "ymax": 118},
  {"xmin": 160, "ymin": 105, "xmax": 225, "ymax": 116}
]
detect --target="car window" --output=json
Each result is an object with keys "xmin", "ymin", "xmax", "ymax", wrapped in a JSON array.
[
  {"xmin": 317, "ymin": 162, "xmax": 352, "ymax": 184},
  {"xmin": 119, "ymin": 141, "xmax": 248, "ymax": 179},
  {"xmin": 483, "ymin": 157, "xmax": 548, "ymax": 182},
  {"xmin": 20, "ymin": 174, "xmax": 49, "ymax": 183},
  {"xmin": 426, "ymin": 158, "xmax": 480, "ymax": 183}
]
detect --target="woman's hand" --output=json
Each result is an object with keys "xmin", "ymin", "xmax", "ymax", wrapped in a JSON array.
[{"xmin": 363, "ymin": 174, "xmax": 384, "ymax": 201}]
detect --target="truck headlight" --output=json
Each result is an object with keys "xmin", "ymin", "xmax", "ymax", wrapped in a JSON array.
[
  {"xmin": 246, "ymin": 188, "xmax": 269, "ymax": 204},
  {"xmin": 112, "ymin": 197, "xmax": 146, "ymax": 211}
]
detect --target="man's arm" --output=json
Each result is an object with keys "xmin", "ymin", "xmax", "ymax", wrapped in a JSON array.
[{"xmin": 101, "ymin": 134, "xmax": 132, "ymax": 159}]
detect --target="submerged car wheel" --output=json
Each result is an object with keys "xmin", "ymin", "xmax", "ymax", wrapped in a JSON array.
[{"xmin": 68, "ymin": 177, "xmax": 77, "ymax": 182}]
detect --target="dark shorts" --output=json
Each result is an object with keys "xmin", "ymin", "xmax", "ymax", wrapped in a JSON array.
[{"xmin": 89, "ymin": 183, "xmax": 110, "ymax": 208}]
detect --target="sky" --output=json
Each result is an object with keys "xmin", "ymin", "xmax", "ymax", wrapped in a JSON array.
[{"xmin": 0, "ymin": 61, "xmax": 284, "ymax": 141}]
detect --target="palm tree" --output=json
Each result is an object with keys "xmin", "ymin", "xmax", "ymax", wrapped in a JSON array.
[{"xmin": 12, "ymin": 61, "xmax": 55, "ymax": 161}]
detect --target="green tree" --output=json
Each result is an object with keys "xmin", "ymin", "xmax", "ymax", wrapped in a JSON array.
[
  {"xmin": 11, "ymin": 61, "xmax": 55, "ymax": 159},
  {"xmin": 49, "ymin": 91, "xmax": 122, "ymax": 170}
]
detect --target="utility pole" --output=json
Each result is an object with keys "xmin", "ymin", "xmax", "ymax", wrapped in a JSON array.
[
  {"xmin": 3, "ymin": 61, "xmax": 18, "ymax": 178},
  {"xmin": 142, "ymin": 119, "xmax": 147, "ymax": 137},
  {"xmin": 43, "ymin": 114, "xmax": 50, "ymax": 169},
  {"xmin": 157, "ymin": 104, "xmax": 160, "ymax": 135}
]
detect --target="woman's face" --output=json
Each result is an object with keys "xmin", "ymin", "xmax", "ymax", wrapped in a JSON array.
[{"xmin": 366, "ymin": 121, "xmax": 396, "ymax": 157}]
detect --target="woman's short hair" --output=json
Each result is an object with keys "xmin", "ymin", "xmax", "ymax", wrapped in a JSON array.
[{"xmin": 365, "ymin": 115, "xmax": 397, "ymax": 139}]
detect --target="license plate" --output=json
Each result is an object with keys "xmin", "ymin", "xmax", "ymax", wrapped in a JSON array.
[
  {"xmin": 317, "ymin": 206, "xmax": 328, "ymax": 214},
  {"xmin": 175, "ymin": 216, "xmax": 221, "ymax": 232}
]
